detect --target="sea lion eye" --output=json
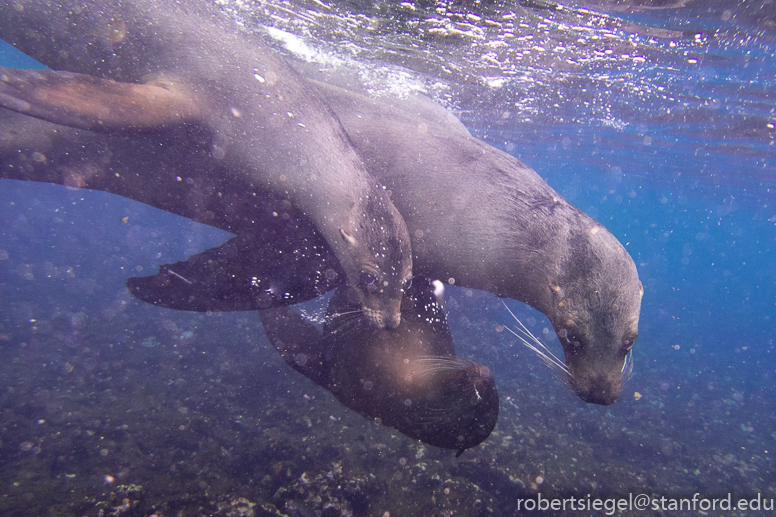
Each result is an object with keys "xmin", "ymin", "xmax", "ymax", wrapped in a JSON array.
[{"xmin": 359, "ymin": 272, "xmax": 378, "ymax": 292}]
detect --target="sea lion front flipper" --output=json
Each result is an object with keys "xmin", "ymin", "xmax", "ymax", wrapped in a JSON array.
[
  {"xmin": 259, "ymin": 307, "xmax": 327, "ymax": 386},
  {"xmin": 0, "ymin": 67, "xmax": 202, "ymax": 131},
  {"xmin": 127, "ymin": 232, "xmax": 345, "ymax": 312}
]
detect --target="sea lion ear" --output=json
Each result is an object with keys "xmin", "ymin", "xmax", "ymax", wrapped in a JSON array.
[
  {"xmin": 340, "ymin": 227, "xmax": 358, "ymax": 247},
  {"xmin": 547, "ymin": 276, "xmax": 563, "ymax": 297}
]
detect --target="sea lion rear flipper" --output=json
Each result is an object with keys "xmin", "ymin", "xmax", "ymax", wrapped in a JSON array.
[
  {"xmin": 259, "ymin": 307, "xmax": 327, "ymax": 385},
  {"xmin": 127, "ymin": 232, "xmax": 345, "ymax": 312},
  {"xmin": 0, "ymin": 67, "xmax": 202, "ymax": 131},
  {"xmin": 127, "ymin": 235, "xmax": 266, "ymax": 312}
]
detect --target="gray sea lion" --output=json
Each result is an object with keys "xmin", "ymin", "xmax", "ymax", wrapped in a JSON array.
[
  {"xmin": 259, "ymin": 277, "xmax": 499, "ymax": 456},
  {"xmin": 132, "ymin": 85, "xmax": 643, "ymax": 406},
  {"xmin": 0, "ymin": 79, "xmax": 642, "ymax": 405},
  {"xmin": 0, "ymin": 0, "xmax": 412, "ymax": 329},
  {"xmin": 0, "ymin": 57, "xmax": 642, "ymax": 405}
]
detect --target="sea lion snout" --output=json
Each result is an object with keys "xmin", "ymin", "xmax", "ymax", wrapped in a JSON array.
[
  {"xmin": 565, "ymin": 349, "xmax": 631, "ymax": 406},
  {"xmin": 360, "ymin": 300, "xmax": 402, "ymax": 330},
  {"xmin": 571, "ymin": 374, "xmax": 623, "ymax": 406}
]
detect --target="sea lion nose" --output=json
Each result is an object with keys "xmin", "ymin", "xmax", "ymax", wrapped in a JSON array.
[
  {"xmin": 384, "ymin": 312, "xmax": 401, "ymax": 330},
  {"xmin": 578, "ymin": 382, "xmax": 621, "ymax": 406}
]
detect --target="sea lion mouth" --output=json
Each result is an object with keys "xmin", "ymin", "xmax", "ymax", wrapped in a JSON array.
[
  {"xmin": 359, "ymin": 293, "xmax": 403, "ymax": 330},
  {"xmin": 361, "ymin": 305, "xmax": 401, "ymax": 330},
  {"xmin": 567, "ymin": 352, "xmax": 633, "ymax": 406},
  {"xmin": 571, "ymin": 379, "xmax": 622, "ymax": 406}
]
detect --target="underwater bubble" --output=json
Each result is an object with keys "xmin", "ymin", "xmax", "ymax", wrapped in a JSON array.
[{"xmin": 19, "ymin": 441, "xmax": 33, "ymax": 452}]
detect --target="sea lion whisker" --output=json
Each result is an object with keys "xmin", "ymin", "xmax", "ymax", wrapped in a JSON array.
[
  {"xmin": 413, "ymin": 356, "xmax": 470, "ymax": 369},
  {"xmin": 621, "ymin": 349, "xmax": 634, "ymax": 383},
  {"xmin": 324, "ymin": 309, "xmax": 363, "ymax": 324},
  {"xmin": 329, "ymin": 313, "xmax": 369, "ymax": 337},
  {"xmin": 501, "ymin": 302, "xmax": 569, "ymax": 376},
  {"xmin": 504, "ymin": 325, "xmax": 569, "ymax": 376},
  {"xmin": 408, "ymin": 357, "xmax": 471, "ymax": 378}
]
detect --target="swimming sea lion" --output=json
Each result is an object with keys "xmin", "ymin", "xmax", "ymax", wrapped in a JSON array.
[
  {"xmin": 0, "ymin": 60, "xmax": 642, "ymax": 404},
  {"xmin": 0, "ymin": 0, "xmax": 412, "ymax": 329},
  {"xmin": 131, "ymin": 84, "xmax": 643, "ymax": 406},
  {"xmin": 0, "ymin": 79, "xmax": 642, "ymax": 405},
  {"xmin": 258, "ymin": 277, "xmax": 499, "ymax": 456},
  {"xmin": 318, "ymin": 85, "xmax": 644, "ymax": 405}
]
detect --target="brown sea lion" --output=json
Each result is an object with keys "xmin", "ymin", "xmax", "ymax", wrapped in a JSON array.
[
  {"xmin": 259, "ymin": 277, "xmax": 499, "ymax": 456},
  {"xmin": 0, "ymin": 0, "xmax": 412, "ymax": 329}
]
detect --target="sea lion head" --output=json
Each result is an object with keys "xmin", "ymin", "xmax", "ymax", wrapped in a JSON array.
[
  {"xmin": 399, "ymin": 357, "xmax": 499, "ymax": 456},
  {"xmin": 339, "ymin": 195, "xmax": 413, "ymax": 330},
  {"xmin": 547, "ymin": 223, "xmax": 643, "ymax": 405},
  {"xmin": 322, "ymin": 277, "xmax": 498, "ymax": 454}
]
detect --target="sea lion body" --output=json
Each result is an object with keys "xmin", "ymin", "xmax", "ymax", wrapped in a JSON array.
[
  {"xmin": 259, "ymin": 277, "xmax": 499, "ymax": 455},
  {"xmin": 0, "ymin": 0, "xmax": 412, "ymax": 328},
  {"xmin": 0, "ymin": 54, "xmax": 642, "ymax": 404},
  {"xmin": 316, "ymin": 86, "xmax": 644, "ymax": 405}
]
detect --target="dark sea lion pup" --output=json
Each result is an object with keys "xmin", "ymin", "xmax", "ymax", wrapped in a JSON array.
[
  {"xmin": 258, "ymin": 277, "xmax": 499, "ymax": 456},
  {"xmin": 0, "ymin": 0, "xmax": 412, "ymax": 329}
]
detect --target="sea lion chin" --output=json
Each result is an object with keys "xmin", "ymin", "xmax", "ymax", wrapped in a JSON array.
[{"xmin": 258, "ymin": 277, "xmax": 499, "ymax": 455}]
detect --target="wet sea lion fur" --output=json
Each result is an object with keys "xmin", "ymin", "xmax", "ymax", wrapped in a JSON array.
[
  {"xmin": 259, "ymin": 277, "xmax": 499, "ymax": 456},
  {"xmin": 0, "ymin": 0, "xmax": 412, "ymax": 329}
]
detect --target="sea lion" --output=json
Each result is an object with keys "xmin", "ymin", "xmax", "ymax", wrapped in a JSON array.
[
  {"xmin": 0, "ymin": 0, "xmax": 412, "ymax": 329},
  {"xmin": 0, "ymin": 80, "xmax": 642, "ymax": 405},
  {"xmin": 258, "ymin": 277, "xmax": 499, "ymax": 456},
  {"xmin": 135, "ymin": 85, "xmax": 644, "ymax": 406},
  {"xmin": 0, "ymin": 63, "xmax": 642, "ymax": 405}
]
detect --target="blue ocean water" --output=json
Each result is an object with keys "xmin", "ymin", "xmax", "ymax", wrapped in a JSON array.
[{"xmin": 1, "ymin": 2, "xmax": 775, "ymax": 515}]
